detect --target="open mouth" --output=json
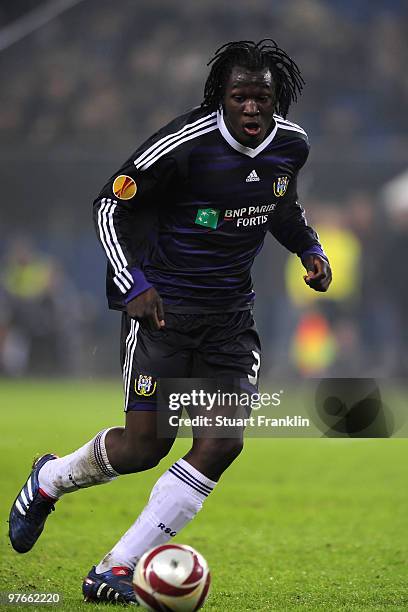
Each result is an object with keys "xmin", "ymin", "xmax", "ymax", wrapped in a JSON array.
[{"xmin": 243, "ymin": 122, "xmax": 261, "ymax": 137}]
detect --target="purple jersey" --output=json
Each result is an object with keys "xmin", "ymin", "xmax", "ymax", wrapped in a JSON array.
[{"xmin": 94, "ymin": 107, "xmax": 321, "ymax": 313}]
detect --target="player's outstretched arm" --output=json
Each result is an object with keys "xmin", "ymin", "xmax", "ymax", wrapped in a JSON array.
[
  {"xmin": 301, "ymin": 254, "xmax": 332, "ymax": 292},
  {"xmin": 126, "ymin": 287, "xmax": 165, "ymax": 330}
]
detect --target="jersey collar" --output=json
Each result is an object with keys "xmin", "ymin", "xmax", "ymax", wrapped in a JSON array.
[{"xmin": 217, "ymin": 108, "xmax": 277, "ymax": 158}]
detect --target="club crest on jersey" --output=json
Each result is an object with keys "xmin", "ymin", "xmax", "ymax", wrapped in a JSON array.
[
  {"xmin": 135, "ymin": 374, "xmax": 156, "ymax": 396},
  {"xmin": 112, "ymin": 175, "xmax": 137, "ymax": 200},
  {"xmin": 273, "ymin": 176, "xmax": 289, "ymax": 197}
]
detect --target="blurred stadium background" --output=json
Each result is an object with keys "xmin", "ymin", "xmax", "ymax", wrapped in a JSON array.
[{"xmin": 1, "ymin": 0, "xmax": 408, "ymax": 381}]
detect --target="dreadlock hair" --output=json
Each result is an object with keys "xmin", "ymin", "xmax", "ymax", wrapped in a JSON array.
[{"xmin": 202, "ymin": 39, "xmax": 304, "ymax": 118}]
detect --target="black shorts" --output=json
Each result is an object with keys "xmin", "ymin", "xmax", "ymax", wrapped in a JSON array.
[{"xmin": 120, "ymin": 310, "xmax": 261, "ymax": 411}]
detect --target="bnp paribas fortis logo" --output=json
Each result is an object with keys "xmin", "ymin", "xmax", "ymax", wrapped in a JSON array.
[{"xmin": 195, "ymin": 208, "xmax": 220, "ymax": 229}]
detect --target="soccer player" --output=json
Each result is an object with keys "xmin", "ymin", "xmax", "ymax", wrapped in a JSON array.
[{"xmin": 9, "ymin": 40, "xmax": 331, "ymax": 604}]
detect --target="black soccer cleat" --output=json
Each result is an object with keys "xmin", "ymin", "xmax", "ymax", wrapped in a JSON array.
[
  {"xmin": 9, "ymin": 454, "xmax": 58, "ymax": 553},
  {"xmin": 83, "ymin": 565, "xmax": 138, "ymax": 605}
]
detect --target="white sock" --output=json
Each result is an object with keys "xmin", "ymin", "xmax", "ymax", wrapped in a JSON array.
[
  {"xmin": 95, "ymin": 458, "xmax": 216, "ymax": 573},
  {"xmin": 38, "ymin": 428, "xmax": 119, "ymax": 499}
]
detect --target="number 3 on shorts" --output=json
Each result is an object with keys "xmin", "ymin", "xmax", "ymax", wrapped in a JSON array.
[{"xmin": 248, "ymin": 350, "xmax": 261, "ymax": 385}]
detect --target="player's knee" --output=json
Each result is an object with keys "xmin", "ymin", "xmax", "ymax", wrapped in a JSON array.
[
  {"xmin": 121, "ymin": 449, "xmax": 160, "ymax": 473},
  {"xmin": 120, "ymin": 440, "xmax": 171, "ymax": 473},
  {"xmin": 135, "ymin": 450, "xmax": 162, "ymax": 471},
  {"xmin": 194, "ymin": 438, "xmax": 244, "ymax": 471},
  {"xmin": 219, "ymin": 438, "xmax": 244, "ymax": 463}
]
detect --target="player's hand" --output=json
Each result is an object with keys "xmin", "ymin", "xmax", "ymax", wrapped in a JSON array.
[
  {"xmin": 126, "ymin": 287, "xmax": 165, "ymax": 330},
  {"xmin": 302, "ymin": 254, "xmax": 332, "ymax": 292}
]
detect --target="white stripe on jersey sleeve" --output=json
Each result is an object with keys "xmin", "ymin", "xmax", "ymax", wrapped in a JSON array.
[
  {"xmin": 97, "ymin": 199, "xmax": 118, "ymax": 273},
  {"xmin": 134, "ymin": 112, "xmax": 217, "ymax": 168},
  {"xmin": 115, "ymin": 270, "xmax": 132, "ymax": 291},
  {"xmin": 138, "ymin": 123, "xmax": 218, "ymax": 171},
  {"xmin": 275, "ymin": 122, "xmax": 307, "ymax": 136},
  {"xmin": 97, "ymin": 198, "xmax": 134, "ymax": 294},
  {"xmin": 105, "ymin": 200, "xmax": 128, "ymax": 270},
  {"xmin": 273, "ymin": 114, "xmax": 306, "ymax": 131},
  {"xmin": 121, "ymin": 268, "xmax": 133, "ymax": 284},
  {"xmin": 98, "ymin": 199, "xmax": 126, "ymax": 273},
  {"xmin": 113, "ymin": 275, "xmax": 128, "ymax": 294}
]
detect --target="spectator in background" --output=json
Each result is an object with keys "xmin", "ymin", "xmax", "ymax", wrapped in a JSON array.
[
  {"xmin": 347, "ymin": 191, "xmax": 397, "ymax": 375},
  {"xmin": 0, "ymin": 238, "xmax": 85, "ymax": 376},
  {"xmin": 382, "ymin": 175, "xmax": 408, "ymax": 375},
  {"xmin": 285, "ymin": 204, "xmax": 362, "ymax": 376}
]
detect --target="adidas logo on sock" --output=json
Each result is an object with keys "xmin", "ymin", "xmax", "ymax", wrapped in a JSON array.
[{"xmin": 246, "ymin": 170, "xmax": 260, "ymax": 182}]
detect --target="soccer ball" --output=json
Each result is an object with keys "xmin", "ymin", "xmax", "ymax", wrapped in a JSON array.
[{"xmin": 133, "ymin": 543, "xmax": 211, "ymax": 611}]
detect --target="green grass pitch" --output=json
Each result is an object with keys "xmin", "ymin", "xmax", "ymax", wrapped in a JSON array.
[{"xmin": 1, "ymin": 380, "xmax": 407, "ymax": 611}]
